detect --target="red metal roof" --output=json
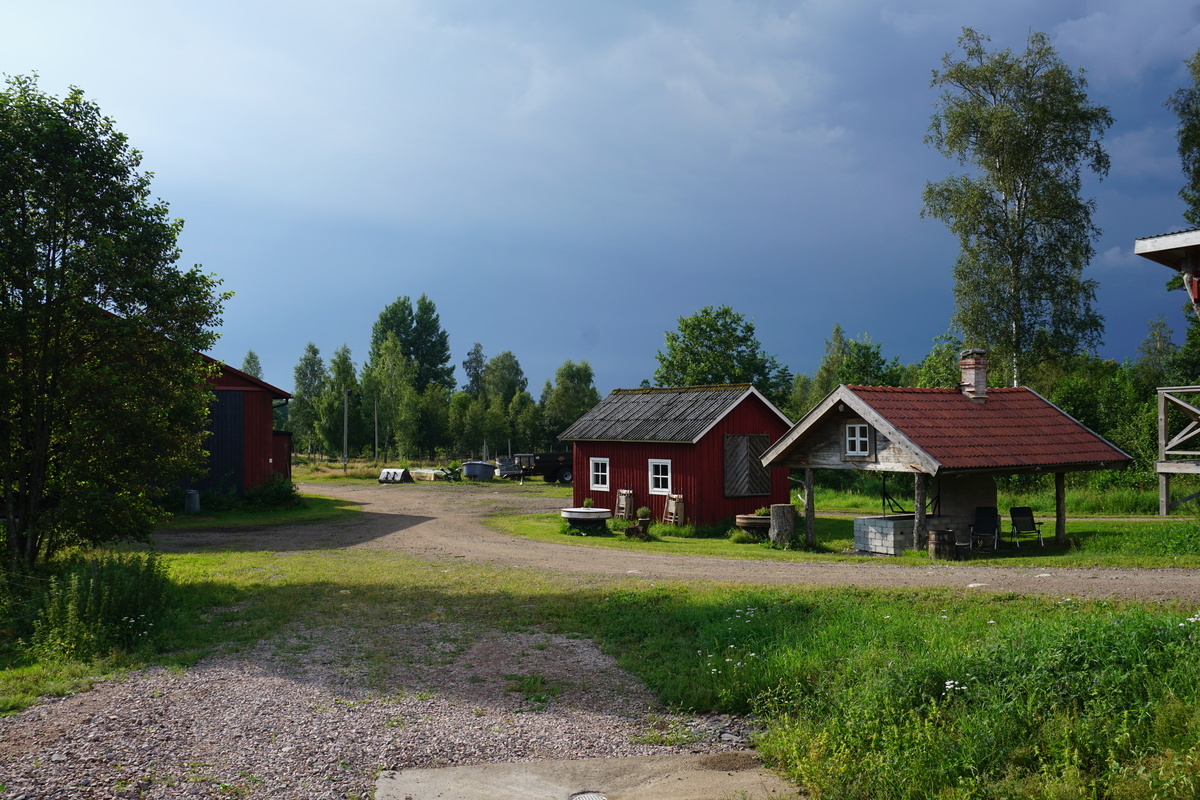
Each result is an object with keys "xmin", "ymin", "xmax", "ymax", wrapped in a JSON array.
[{"xmin": 847, "ymin": 386, "xmax": 1129, "ymax": 471}]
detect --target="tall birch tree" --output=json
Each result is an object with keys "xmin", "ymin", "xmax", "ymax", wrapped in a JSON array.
[{"xmin": 923, "ymin": 28, "xmax": 1111, "ymax": 385}]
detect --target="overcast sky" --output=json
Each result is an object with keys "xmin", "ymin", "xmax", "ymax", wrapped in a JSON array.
[{"xmin": 6, "ymin": 1, "xmax": 1200, "ymax": 395}]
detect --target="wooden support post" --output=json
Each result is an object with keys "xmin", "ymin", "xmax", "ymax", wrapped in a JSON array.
[
  {"xmin": 1159, "ymin": 389, "xmax": 1169, "ymax": 516},
  {"xmin": 804, "ymin": 468, "xmax": 816, "ymax": 548},
  {"xmin": 914, "ymin": 473, "xmax": 927, "ymax": 549},
  {"xmin": 1055, "ymin": 472, "xmax": 1066, "ymax": 545}
]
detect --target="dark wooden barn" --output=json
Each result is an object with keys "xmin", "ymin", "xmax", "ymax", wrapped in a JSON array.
[
  {"xmin": 558, "ymin": 384, "xmax": 793, "ymax": 526},
  {"xmin": 193, "ymin": 357, "xmax": 292, "ymax": 495}
]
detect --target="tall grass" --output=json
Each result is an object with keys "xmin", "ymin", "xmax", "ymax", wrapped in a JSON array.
[
  {"xmin": 807, "ymin": 485, "xmax": 1165, "ymax": 516},
  {"xmin": 569, "ymin": 586, "xmax": 1200, "ymax": 799},
  {"xmin": 28, "ymin": 553, "xmax": 172, "ymax": 662}
]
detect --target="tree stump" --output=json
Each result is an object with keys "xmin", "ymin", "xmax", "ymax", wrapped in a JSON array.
[{"xmin": 769, "ymin": 503, "xmax": 797, "ymax": 547}]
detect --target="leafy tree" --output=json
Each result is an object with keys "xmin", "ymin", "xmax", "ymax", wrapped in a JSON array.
[
  {"xmin": 0, "ymin": 76, "xmax": 226, "ymax": 568},
  {"xmin": 923, "ymin": 28, "xmax": 1111, "ymax": 386},
  {"xmin": 241, "ymin": 349, "xmax": 263, "ymax": 379},
  {"xmin": 915, "ymin": 334, "xmax": 965, "ymax": 388},
  {"xmin": 786, "ymin": 324, "xmax": 848, "ymax": 418},
  {"xmin": 360, "ymin": 333, "xmax": 419, "ymax": 459},
  {"xmin": 510, "ymin": 391, "xmax": 543, "ymax": 452},
  {"xmin": 1167, "ymin": 48, "xmax": 1200, "ymax": 227},
  {"xmin": 369, "ymin": 294, "xmax": 453, "ymax": 391},
  {"xmin": 414, "ymin": 383, "xmax": 451, "ymax": 457},
  {"xmin": 411, "ymin": 294, "xmax": 454, "ymax": 391},
  {"xmin": 461, "ymin": 342, "xmax": 486, "ymax": 397},
  {"xmin": 447, "ymin": 390, "xmax": 505, "ymax": 457},
  {"xmin": 317, "ymin": 345, "xmax": 365, "ymax": 458},
  {"xmin": 483, "ymin": 351, "xmax": 528, "ymax": 410},
  {"xmin": 836, "ymin": 334, "xmax": 906, "ymax": 387},
  {"xmin": 290, "ymin": 343, "xmax": 327, "ymax": 457},
  {"xmin": 541, "ymin": 359, "xmax": 601, "ymax": 440},
  {"xmin": 369, "ymin": 297, "xmax": 414, "ymax": 365},
  {"xmin": 653, "ymin": 305, "xmax": 792, "ymax": 405},
  {"xmin": 810, "ymin": 324, "xmax": 849, "ymax": 398},
  {"xmin": 1136, "ymin": 315, "xmax": 1177, "ymax": 391}
]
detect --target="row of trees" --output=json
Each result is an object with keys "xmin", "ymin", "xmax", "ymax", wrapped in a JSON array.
[{"xmin": 276, "ymin": 295, "xmax": 600, "ymax": 461}]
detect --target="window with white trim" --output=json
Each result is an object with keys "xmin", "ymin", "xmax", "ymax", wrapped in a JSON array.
[
  {"xmin": 590, "ymin": 457, "xmax": 610, "ymax": 491},
  {"xmin": 844, "ymin": 423, "xmax": 871, "ymax": 457},
  {"xmin": 649, "ymin": 459, "xmax": 672, "ymax": 495}
]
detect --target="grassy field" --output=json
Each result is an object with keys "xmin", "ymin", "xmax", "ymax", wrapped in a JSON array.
[
  {"xmin": 5, "ymin": 476, "xmax": 1200, "ymax": 798},
  {"xmin": 160, "ymin": 493, "xmax": 362, "ymax": 530},
  {"xmin": 493, "ymin": 507, "xmax": 1200, "ymax": 569}
]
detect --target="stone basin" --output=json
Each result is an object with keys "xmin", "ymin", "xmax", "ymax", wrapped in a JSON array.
[{"xmin": 560, "ymin": 507, "xmax": 612, "ymax": 520}]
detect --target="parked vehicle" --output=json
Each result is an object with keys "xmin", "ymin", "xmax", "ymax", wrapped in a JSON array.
[{"xmin": 496, "ymin": 451, "xmax": 573, "ymax": 484}]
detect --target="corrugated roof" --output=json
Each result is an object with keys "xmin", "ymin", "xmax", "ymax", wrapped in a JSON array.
[
  {"xmin": 847, "ymin": 386, "xmax": 1129, "ymax": 471},
  {"xmin": 559, "ymin": 384, "xmax": 761, "ymax": 443}
]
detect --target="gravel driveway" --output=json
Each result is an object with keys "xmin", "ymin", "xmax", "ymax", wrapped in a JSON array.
[{"xmin": 2, "ymin": 480, "xmax": 1197, "ymax": 799}]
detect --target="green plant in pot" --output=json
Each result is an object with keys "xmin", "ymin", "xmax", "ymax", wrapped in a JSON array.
[{"xmin": 637, "ymin": 506, "xmax": 652, "ymax": 525}]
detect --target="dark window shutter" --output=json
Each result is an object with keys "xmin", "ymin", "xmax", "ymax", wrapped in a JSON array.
[{"xmin": 725, "ymin": 433, "xmax": 770, "ymax": 496}]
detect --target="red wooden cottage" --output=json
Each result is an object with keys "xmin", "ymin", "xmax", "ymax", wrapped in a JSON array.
[
  {"xmin": 558, "ymin": 384, "xmax": 793, "ymax": 526},
  {"xmin": 194, "ymin": 356, "xmax": 292, "ymax": 495}
]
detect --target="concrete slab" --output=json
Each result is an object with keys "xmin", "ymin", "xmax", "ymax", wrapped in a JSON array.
[{"xmin": 376, "ymin": 752, "xmax": 800, "ymax": 800}]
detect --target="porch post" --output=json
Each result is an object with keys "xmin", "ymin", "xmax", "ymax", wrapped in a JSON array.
[
  {"xmin": 914, "ymin": 472, "xmax": 927, "ymax": 548},
  {"xmin": 804, "ymin": 468, "xmax": 816, "ymax": 548},
  {"xmin": 1055, "ymin": 472, "xmax": 1066, "ymax": 545},
  {"xmin": 1159, "ymin": 389, "xmax": 1169, "ymax": 516}
]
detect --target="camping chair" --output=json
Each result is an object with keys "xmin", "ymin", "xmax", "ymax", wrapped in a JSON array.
[
  {"xmin": 615, "ymin": 489, "xmax": 635, "ymax": 521},
  {"xmin": 1009, "ymin": 506, "xmax": 1044, "ymax": 547},
  {"xmin": 969, "ymin": 506, "xmax": 1001, "ymax": 551},
  {"xmin": 662, "ymin": 494, "xmax": 684, "ymax": 526}
]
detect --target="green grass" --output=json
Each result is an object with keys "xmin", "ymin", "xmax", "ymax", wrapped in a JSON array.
[
  {"xmin": 72, "ymin": 551, "xmax": 1200, "ymax": 799},
  {"xmin": 487, "ymin": 510, "xmax": 1200, "ymax": 568},
  {"xmin": 160, "ymin": 493, "xmax": 361, "ymax": 530},
  {"xmin": 7, "ymin": 481, "xmax": 1200, "ymax": 799},
  {"xmin": 808, "ymin": 483, "xmax": 1177, "ymax": 517}
]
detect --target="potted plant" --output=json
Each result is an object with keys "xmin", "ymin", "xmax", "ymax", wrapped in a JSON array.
[{"xmin": 626, "ymin": 506, "xmax": 654, "ymax": 540}]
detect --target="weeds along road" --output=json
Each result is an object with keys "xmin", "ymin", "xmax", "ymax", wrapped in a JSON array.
[{"xmin": 160, "ymin": 481, "xmax": 1200, "ymax": 605}]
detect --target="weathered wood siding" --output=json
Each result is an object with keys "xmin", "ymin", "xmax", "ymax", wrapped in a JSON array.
[
  {"xmin": 786, "ymin": 415, "xmax": 921, "ymax": 472},
  {"xmin": 572, "ymin": 393, "xmax": 790, "ymax": 526}
]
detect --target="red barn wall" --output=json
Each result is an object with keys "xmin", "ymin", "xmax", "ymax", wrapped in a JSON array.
[
  {"xmin": 570, "ymin": 394, "xmax": 791, "ymax": 526},
  {"xmin": 211, "ymin": 367, "xmax": 290, "ymax": 493}
]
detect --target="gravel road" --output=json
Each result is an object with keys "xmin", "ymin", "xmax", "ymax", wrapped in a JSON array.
[{"xmin": 2, "ymin": 480, "xmax": 1198, "ymax": 799}]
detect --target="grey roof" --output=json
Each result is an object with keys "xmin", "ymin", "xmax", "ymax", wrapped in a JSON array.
[{"xmin": 559, "ymin": 384, "xmax": 788, "ymax": 444}]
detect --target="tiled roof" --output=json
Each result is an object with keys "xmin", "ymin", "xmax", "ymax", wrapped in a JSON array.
[
  {"xmin": 559, "ymin": 384, "xmax": 782, "ymax": 443},
  {"xmin": 848, "ymin": 386, "xmax": 1129, "ymax": 471}
]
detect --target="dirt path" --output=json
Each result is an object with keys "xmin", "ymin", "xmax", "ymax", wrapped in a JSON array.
[{"xmin": 159, "ymin": 481, "xmax": 1200, "ymax": 605}]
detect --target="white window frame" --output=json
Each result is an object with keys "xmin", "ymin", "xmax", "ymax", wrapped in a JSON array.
[
  {"xmin": 649, "ymin": 459, "xmax": 672, "ymax": 496},
  {"xmin": 590, "ymin": 457, "xmax": 610, "ymax": 491},
  {"xmin": 844, "ymin": 422, "xmax": 872, "ymax": 458}
]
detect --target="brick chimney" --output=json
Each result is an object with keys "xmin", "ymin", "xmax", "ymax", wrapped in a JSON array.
[{"xmin": 958, "ymin": 349, "xmax": 988, "ymax": 403}]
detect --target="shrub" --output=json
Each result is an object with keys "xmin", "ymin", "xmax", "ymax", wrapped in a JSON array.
[
  {"xmin": 242, "ymin": 473, "xmax": 304, "ymax": 510},
  {"xmin": 637, "ymin": 506, "xmax": 651, "ymax": 519},
  {"xmin": 30, "ymin": 553, "xmax": 172, "ymax": 661}
]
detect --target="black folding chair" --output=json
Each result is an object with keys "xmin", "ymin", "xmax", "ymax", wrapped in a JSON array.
[{"xmin": 969, "ymin": 506, "xmax": 1000, "ymax": 551}]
